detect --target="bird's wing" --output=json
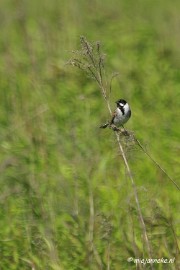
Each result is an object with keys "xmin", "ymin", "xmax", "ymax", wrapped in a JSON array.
[{"xmin": 110, "ymin": 110, "xmax": 117, "ymax": 125}]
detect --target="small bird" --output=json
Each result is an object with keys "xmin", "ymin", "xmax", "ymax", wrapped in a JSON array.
[{"xmin": 100, "ymin": 99, "xmax": 131, "ymax": 129}]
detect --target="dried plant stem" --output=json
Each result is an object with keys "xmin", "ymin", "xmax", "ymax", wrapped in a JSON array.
[
  {"xmin": 135, "ymin": 137, "xmax": 180, "ymax": 191},
  {"xmin": 116, "ymin": 133, "xmax": 153, "ymax": 263},
  {"xmin": 103, "ymin": 95, "xmax": 153, "ymax": 263},
  {"xmin": 101, "ymin": 78, "xmax": 154, "ymax": 270},
  {"xmin": 69, "ymin": 37, "xmax": 154, "ymax": 269}
]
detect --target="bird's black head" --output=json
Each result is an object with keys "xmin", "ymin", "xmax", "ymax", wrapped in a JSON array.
[{"xmin": 115, "ymin": 99, "xmax": 127, "ymax": 108}]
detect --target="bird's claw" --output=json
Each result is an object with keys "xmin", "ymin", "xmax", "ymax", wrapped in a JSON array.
[{"xmin": 109, "ymin": 125, "xmax": 130, "ymax": 136}]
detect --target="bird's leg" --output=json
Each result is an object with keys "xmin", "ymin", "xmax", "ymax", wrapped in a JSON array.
[
  {"xmin": 109, "ymin": 124, "xmax": 120, "ymax": 131},
  {"xmin": 108, "ymin": 124, "xmax": 130, "ymax": 136}
]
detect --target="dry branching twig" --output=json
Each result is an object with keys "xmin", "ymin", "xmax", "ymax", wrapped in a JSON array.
[
  {"xmin": 68, "ymin": 36, "xmax": 180, "ymax": 269},
  {"xmin": 134, "ymin": 137, "xmax": 180, "ymax": 191},
  {"xmin": 68, "ymin": 36, "xmax": 180, "ymax": 192},
  {"xmin": 68, "ymin": 36, "xmax": 154, "ymax": 269}
]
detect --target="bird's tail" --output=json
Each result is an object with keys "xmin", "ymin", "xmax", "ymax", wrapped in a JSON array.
[{"xmin": 99, "ymin": 122, "xmax": 109, "ymax": 129}]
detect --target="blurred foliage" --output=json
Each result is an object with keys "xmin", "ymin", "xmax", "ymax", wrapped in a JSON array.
[{"xmin": 0, "ymin": 0, "xmax": 179, "ymax": 269}]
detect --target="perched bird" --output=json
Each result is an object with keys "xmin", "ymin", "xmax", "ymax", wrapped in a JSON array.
[{"xmin": 100, "ymin": 99, "xmax": 131, "ymax": 129}]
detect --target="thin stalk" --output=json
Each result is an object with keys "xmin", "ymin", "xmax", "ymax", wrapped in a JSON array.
[
  {"xmin": 135, "ymin": 137, "xmax": 180, "ymax": 191},
  {"xmin": 116, "ymin": 133, "xmax": 153, "ymax": 268},
  {"xmin": 69, "ymin": 37, "xmax": 154, "ymax": 269}
]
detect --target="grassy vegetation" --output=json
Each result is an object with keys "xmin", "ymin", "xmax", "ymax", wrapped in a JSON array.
[{"xmin": 0, "ymin": 0, "xmax": 179, "ymax": 269}]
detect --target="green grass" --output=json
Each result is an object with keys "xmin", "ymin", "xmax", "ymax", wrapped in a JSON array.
[{"xmin": 0, "ymin": 0, "xmax": 179, "ymax": 269}]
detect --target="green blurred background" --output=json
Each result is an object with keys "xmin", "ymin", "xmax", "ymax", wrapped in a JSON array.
[{"xmin": 0, "ymin": 0, "xmax": 179, "ymax": 269}]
